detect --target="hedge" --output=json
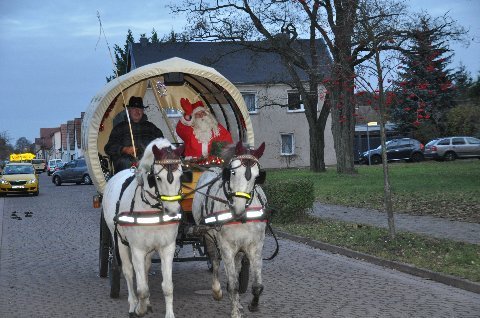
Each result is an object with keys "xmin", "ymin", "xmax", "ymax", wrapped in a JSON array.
[{"xmin": 263, "ymin": 178, "xmax": 314, "ymax": 223}]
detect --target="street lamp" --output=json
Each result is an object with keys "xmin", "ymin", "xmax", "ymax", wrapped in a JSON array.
[{"xmin": 366, "ymin": 121, "xmax": 378, "ymax": 165}]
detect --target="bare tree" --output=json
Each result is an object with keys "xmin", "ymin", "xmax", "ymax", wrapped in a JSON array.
[
  {"xmin": 170, "ymin": 0, "xmax": 466, "ymax": 174},
  {"xmin": 14, "ymin": 137, "xmax": 34, "ymax": 154},
  {"xmin": 355, "ymin": 0, "xmax": 405, "ymax": 238},
  {"xmin": 0, "ymin": 131, "xmax": 13, "ymax": 161},
  {"xmin": 171, "ymin": 0, "xmax": 332, "ymax": 171}
]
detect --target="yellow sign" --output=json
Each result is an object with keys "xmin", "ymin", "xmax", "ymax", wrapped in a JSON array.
[{"xmin": 9, "ymin": 153, "xmax": 36, "ymax": 161}]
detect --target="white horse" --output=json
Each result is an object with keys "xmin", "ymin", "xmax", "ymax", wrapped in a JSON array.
[
  {"xmin": 103, "ymin": 138, "xmax": 184, "ymax": 318},
  {"xmin": 192, "ymin": 141, "xmax": 267, "ymax": 318}
]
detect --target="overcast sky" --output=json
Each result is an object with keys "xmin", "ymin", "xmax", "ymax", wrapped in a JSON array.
[{"xmin": 1, "ymin": 0, "xmax": 479, "ymax": 145}]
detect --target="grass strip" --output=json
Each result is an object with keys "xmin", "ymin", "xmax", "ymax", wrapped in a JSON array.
[{"xmin": 275, "ymin": 216, "xmax": 480, "ymax": 283}]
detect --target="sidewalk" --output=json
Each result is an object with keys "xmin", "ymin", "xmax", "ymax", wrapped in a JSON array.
[
  {"xmin": 311, "ymin": 202, "xmax": 480, "ymax": 244},
  {"xmin": 276, "ymin": 201, "xmax": 480, "ymax": 294}
]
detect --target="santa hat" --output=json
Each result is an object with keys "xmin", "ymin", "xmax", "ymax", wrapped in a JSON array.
[{"xmin": 191, "ymin": 100, "xmax": 207, "ymax": 116}]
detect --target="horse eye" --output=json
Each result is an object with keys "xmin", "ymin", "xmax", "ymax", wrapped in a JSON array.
[{"xmin": 231, "ymin": 170, "xmax": 235, "ymax": 176}]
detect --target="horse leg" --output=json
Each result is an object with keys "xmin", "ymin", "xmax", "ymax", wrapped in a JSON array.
[
  {"xmin": 206, "ymin": 234, "xmax": 222, "ymax": 301},
  {"xmin": 157, "ymin": 242, "xmax": 176, "ymax": 318},
  {"xmin": 247, "ymin": 246, "xmax": 264, "ymax": 312},
  {"xmin": 131, "ymin": 248, "xmax": 150, "ymax": 317},
  {"xmin": 118, "ymin": 243, "xmax": 137, "ymax": 315},
  {"xmin": 144, "ymin": 251, "xmax": 155, "ymax": 313},
  {"xmin": 234, "ymin": 252, "xmax": 244, "ymax": 281},
  {"xmin": 222, "ymin": 249, "xmax": 243, "ymax": 318}
]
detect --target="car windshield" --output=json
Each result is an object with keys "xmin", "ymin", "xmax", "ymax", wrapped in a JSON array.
[
  {"xmin": 374, "ymin": 140, "xmax": 393, "ymax": 150},
  {"xmin": 3, "ymin": 165, "xmax": 34, "ymax": 175}
]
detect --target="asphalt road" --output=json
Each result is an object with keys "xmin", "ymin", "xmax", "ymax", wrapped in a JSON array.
[{"xmin": 0, "ymin": 173, "xmax": 479, "ymax": 317}]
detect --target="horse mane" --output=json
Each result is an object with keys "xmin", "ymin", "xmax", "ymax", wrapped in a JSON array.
[
  {"xmin": 220, "ymin": 142, "xmax": 243, "ymax": 166},
  {"xmin": 138, "ymin": 138, "xmax": 174, "ymax": 171},
  {"xmin": 220, "ymin": 141, "xmax": 265, "ymax": 166}
]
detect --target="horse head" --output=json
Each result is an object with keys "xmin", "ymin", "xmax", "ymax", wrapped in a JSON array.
[
  {"xmin": 138, "ymin": 138, "xmax": 185, "ymax": 217},
  {"xmin": 223, "ymin": 141, "xmax": 266, "ymax": 217}
]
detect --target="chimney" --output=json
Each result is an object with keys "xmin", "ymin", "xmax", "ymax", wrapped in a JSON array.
[{"xmin": 140, "ymin": 37, "xmax": 148, "ymax": 47}]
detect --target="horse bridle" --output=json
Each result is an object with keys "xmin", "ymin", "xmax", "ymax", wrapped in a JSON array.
[
  {"xmin": 222, "ymin": 154, "xmax": 265, "ymax": 207},
  {"xmin": 142, "ymin": 158, "xmax": 184, "ymax": 209}
]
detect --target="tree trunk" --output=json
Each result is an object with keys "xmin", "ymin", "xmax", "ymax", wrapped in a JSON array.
[
  {"xmin": 304, "ymin": 89, "xmax": 330, "ymax": 173},
  {"xmin": 309, "ymin": 123, "xmax": 326, "ymax": 172},
  {"xmin": 330, "ymin": 78, "xmax": 356, "ymax": 174},
  {"xmin": 374, "ymin": 50, "xmax": 396, "ymax": 239}
]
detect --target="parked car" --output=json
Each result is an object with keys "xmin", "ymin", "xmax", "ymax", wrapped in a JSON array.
[
  {"xmin": 424, "ymin": 136, "xmax": 480, "ymax": 161},
  {"xmin": 0, "ymin": 162, "xmax": 39, "ymax": 196},
  {"xmin": 51, "ymin": 158, "xmax": 92, "ymax": 186},
  {"xmin": 47, "ymin": 159, "xmax": 64, "ymax": 176},
  {"xmin": 359, "ymin": 138, "xmax": 424, "ymax": 165},
  {"xmin": 32, "ymin": 159, "xmax": 47, "ymax": 173}
]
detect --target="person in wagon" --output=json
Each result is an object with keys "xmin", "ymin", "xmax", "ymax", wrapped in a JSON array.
[
  {"xmin": 105, "ymin": 96, "xmax": 164, "ymax": 172},
  {"xmin": 175, "ymin": 97, "xmax": 233, "ymax": 159}
]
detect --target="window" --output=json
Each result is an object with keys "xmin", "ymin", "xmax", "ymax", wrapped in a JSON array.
[
  {"xmin": 466, "ymin": 137, "xmax": 480, "ymax": 145},
  {"xmin": 452, "ymin": 137, "xmax": 466, "ymax": 145},
  {"xmin": 287, "ymin": 92, "xmax": 304, "ymax": 112},
  {"xmin": 437, "ymin": 139, "xmax": 450, "ymax": 146},
  {"xmin": 165, "ymin": 107, "xmax": 182, "ymax": 117},
  {"xmin": 281, "ymin": 133, "xmax": 294, "ymax": 155},
  {"xmin": 241, "ymin": 92, "xmax": 257, "ymax": 113}
]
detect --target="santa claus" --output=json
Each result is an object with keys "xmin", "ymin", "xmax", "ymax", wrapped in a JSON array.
[{"xmin": 176, "ymin": 97, "xmax": 233, "ymax": 158}]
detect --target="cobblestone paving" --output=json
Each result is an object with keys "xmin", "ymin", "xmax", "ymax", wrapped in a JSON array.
[{"xmin": 0, "ymin": 174, "xmax": 479, "ymax": 317}]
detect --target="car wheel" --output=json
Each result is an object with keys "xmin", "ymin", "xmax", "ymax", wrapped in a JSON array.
[
  {"xmin": 370, "ymin": 155, "xmax": 381, "ymax": 165},
  {"xmin": 411, "ymin": 152, "xmax": 424, "ymax": 162},
  {"xmin": 82, "ymin": 174, "xmax": 92, "ymax": 185},
  {"xmin": 54, "ymin": 176, "xmax": 62, "ymax": 186},
  {"xmin": 33, "ymin": 190, "xmax": 39, "ymax": 196},
  {"xmin": 443, "ymin": 151, "xmax": 456, "ymax": 161}
]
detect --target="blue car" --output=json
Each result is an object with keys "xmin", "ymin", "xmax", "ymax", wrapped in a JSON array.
[
  {"xmin": 359, "ymin": 138, "xmax": 424, "ymax": 165},
  {"xmin": 51, "ymin": 158, "xmax": 92, "ymax": 185}
]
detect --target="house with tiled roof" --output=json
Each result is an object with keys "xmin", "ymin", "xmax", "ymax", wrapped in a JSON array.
[{"xmin": 126, "ymin": 39, "xmax": 336, "ymax": 168}]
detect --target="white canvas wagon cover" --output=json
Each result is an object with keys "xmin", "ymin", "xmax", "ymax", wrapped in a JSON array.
[{"xmin": 82, "ymin": 57, "xmax": 254, "ymax": 194}]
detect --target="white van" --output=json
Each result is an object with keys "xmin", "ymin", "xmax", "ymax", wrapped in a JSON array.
[
  {"xmin": 47, "ymin": 159, "xmax": 64, "ymax": 176},
  {"xmin": 32, "ymin": 159, "xmax": 46, "ymax": 173}
]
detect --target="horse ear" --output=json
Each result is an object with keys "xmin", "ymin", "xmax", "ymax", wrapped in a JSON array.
[
  {"xmin": 251, "ymin": 142, "xmax": 265, "ymax": 159},
  {"xmin": 152, "ymin": 145, "xmax": 166, "ymax": 160},
  {"xmin": 235, "ymin": 141, "xmax": 247, "ymax": 155},
  {"xmin": 173, "ymin": 145, "xmax": 185, "ymax": 158}
]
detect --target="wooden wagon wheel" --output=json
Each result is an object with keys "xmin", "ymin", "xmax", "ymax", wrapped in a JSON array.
[
  {"xmin": 109, "ymin": 240, "xmax": 121, "ymax": 299},
  {"xmin": 98, "ymin": 209, "xmax": 110, "ymax": 278}
]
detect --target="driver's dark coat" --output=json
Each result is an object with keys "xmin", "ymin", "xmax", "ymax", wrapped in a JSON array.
[{"xmin": 104, "ymin": 114, "xmax": 164, "ymax": 172}]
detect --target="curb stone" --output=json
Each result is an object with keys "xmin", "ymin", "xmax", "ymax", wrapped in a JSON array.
[{"xmin": 276, "ymin": 230, "xmax": 480, "ymax": 295}]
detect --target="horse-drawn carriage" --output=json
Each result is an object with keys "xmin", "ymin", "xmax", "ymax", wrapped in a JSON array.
[{"xmin": 82, "ymin": 57, "xmax": 275, "ymax": 317}]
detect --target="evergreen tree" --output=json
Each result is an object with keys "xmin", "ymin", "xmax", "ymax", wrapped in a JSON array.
[
  {"xmin": 392, "ymin": 18, "xmax": 457, "ymax": 137},
  {"xmin": 106, "ymin": 29, "xmax": 135, "ymax": 82},
  {"xmin": 150, "ymin": 28, "xmax": 160, "ymax": 43}
]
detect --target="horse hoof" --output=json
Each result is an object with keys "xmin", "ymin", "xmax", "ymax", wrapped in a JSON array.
[
  {"xmin": 212, "ymin": 290, "xmax": 223, "ymax": 301},
  {"xmin": 248, "ymin": 304, "xmax": 259, "ymax": 312},
  {"xmin": 133, "ymin": 310, "xmax": 146, "ymax": 317}
]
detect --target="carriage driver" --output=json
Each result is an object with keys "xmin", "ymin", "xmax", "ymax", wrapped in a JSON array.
[
  {"xmin": 105, "ymin": 96, "xmax": 164, "ymax": 173},
  {"xmin": 175, "ymin": 97, "xmax": 233, "ymax": 158}
]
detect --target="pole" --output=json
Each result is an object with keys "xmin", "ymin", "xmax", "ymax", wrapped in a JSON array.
[{"xmin": 367, "ymin": 124, "xmax": 371, "ymax": 165}]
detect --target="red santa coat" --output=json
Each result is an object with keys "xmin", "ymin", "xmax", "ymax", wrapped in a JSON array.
[{"xmin": 176, "ymin": 117, "xmax": 233, "ymax": 158}]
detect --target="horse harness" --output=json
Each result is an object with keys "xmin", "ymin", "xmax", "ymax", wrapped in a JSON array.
[
  {"xmin": 113, "ymin": 159, "xmax": 184, "ymax": 246},
  {"xmin": 197, "ymin": 154, "xmax": 269, "ymax": 226}
]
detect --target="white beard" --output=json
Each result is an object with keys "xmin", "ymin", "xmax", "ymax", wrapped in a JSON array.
[{"xmin": 193, "ymin": 114, "xmax": 220, "ymax": 144}]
